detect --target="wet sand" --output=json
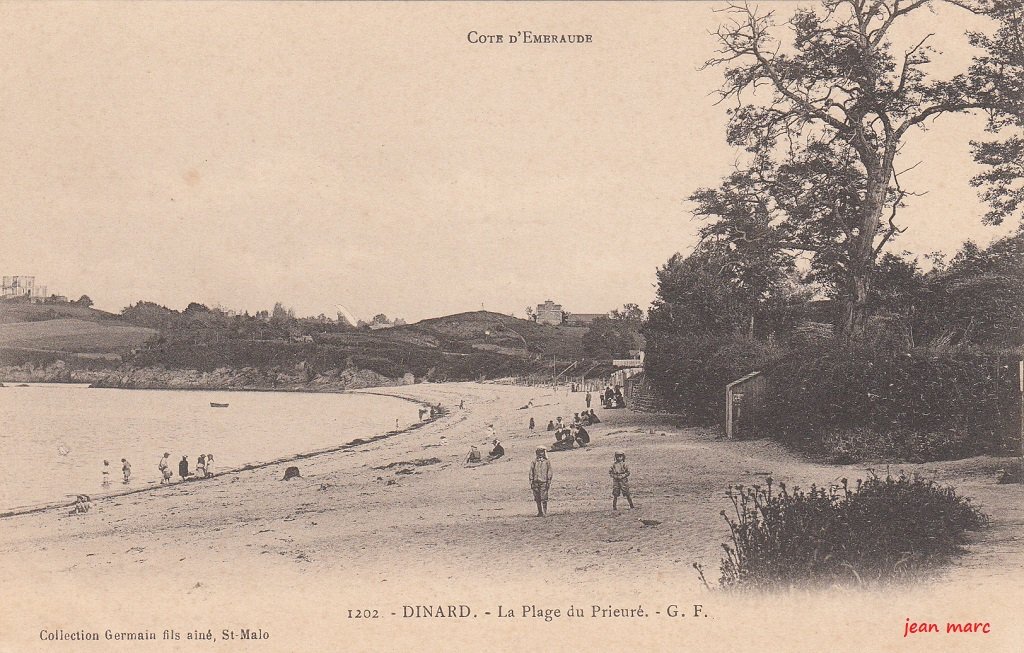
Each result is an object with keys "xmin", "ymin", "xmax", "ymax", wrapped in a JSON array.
[{"xmin": 1, "ymin": 381, "xmax": 1022, "ymax": 652}]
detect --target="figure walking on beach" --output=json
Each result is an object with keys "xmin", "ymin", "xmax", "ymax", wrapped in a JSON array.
[
  {"xmin": 529, "ymin": 417, "xmax": 535, "ymax": 430},
  {"xmin": 586, "ymin": 391, "xmax": 592, "ymax": 409},
  {"xmin": 178, "ymin": 455, "xmax": 190, "ymax": 481},
  {"xmin": 121, "ymin": 458, "xmax": 132, "ymax": 484},
  {"xmin": 205, "ymin": 453, "xmax": 214, "ymax": 477},
  {"xmin": 158, "ymin": 452, "xmax": 172, "ymax": 484},
  {"xmin": 609, "ymin": 451, "xmax": 634, "ymax": 510},
  {"xmin": 529, "ymin": 447, "xmax": 552, "ymax": 517},
  {"xmin": 102, "ymin": 460, "xmax": 111, "ymax": 486}
]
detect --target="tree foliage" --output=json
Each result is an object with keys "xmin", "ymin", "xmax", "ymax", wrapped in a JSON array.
[
  {"xmin": 701, "ymin": 0, "xmax": 1022, "ymax": 338},
  {"xmin": 967, "ymin": 1, "xmax": 1024, "ymax": 225},
  {"xmin": 582, "ymin": 304, "xmax": 644, "ymax": 359}
]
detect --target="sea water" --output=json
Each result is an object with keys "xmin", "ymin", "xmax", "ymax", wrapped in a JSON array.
[{"xmin": 0, "ymin": 384, "xmax": 419, "ymax": 510}]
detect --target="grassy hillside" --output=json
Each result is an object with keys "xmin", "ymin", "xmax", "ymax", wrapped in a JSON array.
[
  {"xmin": 0, "ymin": 301, "xmax": 121, "ymax": 324},
  {"xmin": 0, "ymin": 319, "xmax": 156, "ymax": 353},
  {"xmin": 0, "ymin": 302, "xmax": 157, "ymax": 371},
  {"xmin": 390, "ymin": 311, "xmax": 586, "ymax": 358}
]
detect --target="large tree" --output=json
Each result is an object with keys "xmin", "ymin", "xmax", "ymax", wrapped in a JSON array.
[{"xmin": 703, "ymin": 0, "xmax": 1022, "ymax": 339}]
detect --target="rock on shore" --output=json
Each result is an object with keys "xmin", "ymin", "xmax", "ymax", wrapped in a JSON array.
[{"xmin": 0, "ymin": 360, "xmax": 110, "ymax": 384}]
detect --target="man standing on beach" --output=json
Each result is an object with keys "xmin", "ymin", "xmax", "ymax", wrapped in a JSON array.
[
  {"xmin": 586, "ymin": 391, "xmax": 592, "ymax": 409},
  {"xmin": 529, "ymin": 447, "xmax": 552, "ymax": 517}
]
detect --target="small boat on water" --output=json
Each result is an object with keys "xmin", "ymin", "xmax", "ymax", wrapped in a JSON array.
[{"xmin": 210, "ymin": 402, "xmax": 230, "ymax": 408}]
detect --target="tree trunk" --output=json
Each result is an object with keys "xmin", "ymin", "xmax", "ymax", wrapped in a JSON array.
[
  {"xmin": 841, "ymin": 161, "xmax": 892, "ymax": 341},
  {"xmin": 842, "ymin": 274, "xmax": 870, "ymax": 340}
]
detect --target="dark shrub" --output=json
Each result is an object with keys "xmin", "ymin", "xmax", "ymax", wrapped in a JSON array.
[
  {"xmin": 715, "ymin": 474, "xmax": 986, "ymax": 591},
  {"xmin": 644, "ymin": 333, "xmax": 779, "ymax": 423},
  {"xmin": 754, "ymin": 342, "xmax": 1020, "ymax": 459}
]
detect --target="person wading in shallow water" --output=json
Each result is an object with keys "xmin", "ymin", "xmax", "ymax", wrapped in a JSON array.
[{"xmin": 529, "ymin": 447, "xmax": 552, "ymax": 517}]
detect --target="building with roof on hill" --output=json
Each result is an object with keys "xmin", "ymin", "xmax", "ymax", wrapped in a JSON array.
[
  {"xmin": 533, "ymin": 300, "xmax": 608, "ymax": 327},
  {"xmin": 534, "ymin": 300, "xmax": 563, "ymax": 325},
  {"xmin": 2, "ymin": 275, "xmax": 47, "ymax": 301}
]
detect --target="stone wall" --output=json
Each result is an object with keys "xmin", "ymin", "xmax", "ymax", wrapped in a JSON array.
[{"xmin": 623, "ymin": 372, "xmax": 667, "ymax": 413}]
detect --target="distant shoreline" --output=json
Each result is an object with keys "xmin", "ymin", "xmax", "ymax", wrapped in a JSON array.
[
  {"xmin": 0, "ymin": 379, "xmax": 408, "ymax": 395},
  {"xmin": 0, "ymin": 386, "xmax": 441, "ymax": 518}
]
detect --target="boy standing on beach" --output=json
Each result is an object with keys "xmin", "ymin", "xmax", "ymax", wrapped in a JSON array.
[
  {"xmin": 529, "ymin": 447, "xmax": 552, "ymax": 517},
  {"xmin": 609, "ymin": 451, "xmax": 634, "ymax": 510},
  {"xmin": 121, "ymin": 458, "xmax": 132, "ymax": 483}
]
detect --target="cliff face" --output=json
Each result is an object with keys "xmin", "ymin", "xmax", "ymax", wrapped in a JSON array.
[
  {"xmin": 88, "ymin": 365, "xmax": 403, "ymax": 392},
  {"xmin": 0, "ymin": 360, "xmax": 110, "ymax": 384}
]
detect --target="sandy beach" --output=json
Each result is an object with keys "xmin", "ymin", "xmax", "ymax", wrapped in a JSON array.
[{"xmin": 2, "ymin": 381, "xmax": 1023, "ymax": 652}]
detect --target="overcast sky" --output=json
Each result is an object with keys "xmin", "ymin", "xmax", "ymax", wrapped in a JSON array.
[{"xmin": 1, "ymin": 2, "xmax": 1015, "ymax": 322}]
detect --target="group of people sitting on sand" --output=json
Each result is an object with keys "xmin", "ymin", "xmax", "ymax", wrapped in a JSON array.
[
  {"xmin": 543, "ymin": 412, "xmax": 598, "ymax": 451},
  {"xmin": 69, "ymin": 493, "xmax": 93, "ymax": 516},
  {"xmin": 158, "ymin": 452, "xmax": 215, "ymax": 484},
  {"xmin": 418, "ymin": 403, "xmax": 444, "ymax": 421},
  {"xmin": 465, "ymin": 436, "xmax": 505, "ymax": 465},
  {"xmin": 601, "ymin": 386, "xmax": 626, "ymax": 409}
]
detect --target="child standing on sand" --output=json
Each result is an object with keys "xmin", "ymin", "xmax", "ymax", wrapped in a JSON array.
[
  {"xmin": 121, "ymin": 458, "xmax": 132, "ymax": 483},
  {"xmin": 102, "ymin": 460, "xmax": 111, "ymax": 486},
  {"xmin": 158, "ymin": 452, "xmax": 172, "ymax": 484},
  {"xmin": 609, "ymin": 452, "xmax": 634, "ymax": 510},
  {"xmin": 529, "ymin": 447, "xmax": 552, "ymax": 517}
]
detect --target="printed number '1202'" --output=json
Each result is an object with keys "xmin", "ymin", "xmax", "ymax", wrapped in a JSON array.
[{"xmin": 348, "ymin": 610, "xmax": 379, "ymax": 619}]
